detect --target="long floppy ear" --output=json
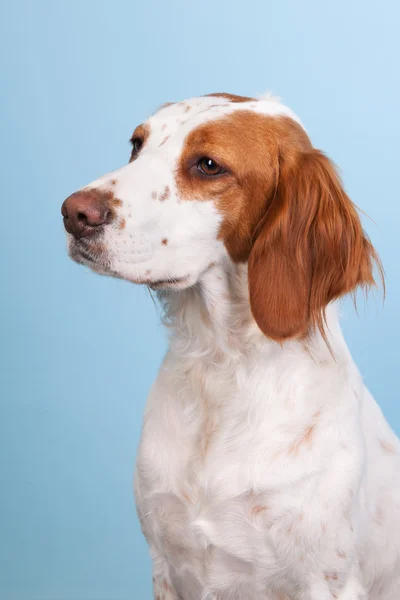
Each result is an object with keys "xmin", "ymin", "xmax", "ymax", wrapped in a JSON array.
[{"xmin": 248, "ymin": 149, "xmax": 382, "ymax": 342}]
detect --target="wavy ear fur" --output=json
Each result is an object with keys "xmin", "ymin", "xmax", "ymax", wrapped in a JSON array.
[{"xmin": 248, "ymin": 149, "xmax": 382, "ymax": 342}]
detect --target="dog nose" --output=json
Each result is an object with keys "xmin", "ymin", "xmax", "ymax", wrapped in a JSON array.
[{"xmin": 61, "ymin": 190, "xmax": 111, "ymax": 239}]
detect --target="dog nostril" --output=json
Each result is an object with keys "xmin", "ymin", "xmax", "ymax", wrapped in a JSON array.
[{"xmin": 77, "ymin": 211, "xmax": 88, "ymax": 224}]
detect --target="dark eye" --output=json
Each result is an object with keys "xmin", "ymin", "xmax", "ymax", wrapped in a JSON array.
[
  {"xmin": 197, "ymin": 157, "xmax": 225, "ymax": 176},
  {"xmin": 130, "ymin": 137, "xmax": 143, "ymax": 157}
]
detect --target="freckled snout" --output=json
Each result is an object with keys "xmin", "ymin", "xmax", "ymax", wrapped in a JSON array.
[{"xmin": 61, "ymin": 190, "xmax": 112, "ymax": 239}]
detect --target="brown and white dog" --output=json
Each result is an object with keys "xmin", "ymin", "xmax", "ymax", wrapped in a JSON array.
[{"xmin": 62, "ymin": 92, "xmax": 400, "ymax": 600}]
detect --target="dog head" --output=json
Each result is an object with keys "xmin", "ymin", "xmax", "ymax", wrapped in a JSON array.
[{"xmin": 62, "ymin": 92, "xmax": 380, "ymax": 341}]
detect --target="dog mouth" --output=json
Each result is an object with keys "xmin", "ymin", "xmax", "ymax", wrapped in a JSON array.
[
  {"xmin": 69, "ymin": 240, "xmax": 190, "ymax": 289},
  {"xmin": 69, "ymin": 239, "xmax": 111, "ymax": 269}
]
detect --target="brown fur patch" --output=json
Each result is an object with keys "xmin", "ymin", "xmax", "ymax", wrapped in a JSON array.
[
  {"xmin": 176, "ymin": 112, "xmax": 311, "ymax": 259},
  {"xmin": 161, "ymin": 238, "xmax": 168, "ymax": 245},
  {"xmin": 109, "ymin": 197, "xmax": 122, "ymax": 208},
  {"xmin": 159, "ymin": 186, "xmax": 170, "ymax": 201},
  {"xmin": 175, "ymin": 109, "xmax": 382, "ymax": 342},
  {"xmin": 118, "ymin": 218, "xmax": 126, "ymax": 230}
]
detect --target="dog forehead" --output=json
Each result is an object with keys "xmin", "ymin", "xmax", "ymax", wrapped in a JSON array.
[
  {"xmin": 146, "ymin": 96, "xmax": 240, "ymax": 145},
  {"xmin": 144, "ymin": 94, "xmax": 304, "ymax": 150},
  {"xmin": 153, "ymin": 95, "xmax": 240, "ymax": 123}
]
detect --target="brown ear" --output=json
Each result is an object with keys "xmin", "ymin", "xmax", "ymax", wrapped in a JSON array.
[{"xmin": 248, "ymin": 149, "xmax": 382, "ymax": 342}]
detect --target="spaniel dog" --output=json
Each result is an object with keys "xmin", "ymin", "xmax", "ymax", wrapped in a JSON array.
[{"xmin": 62, "ymin": 92, "xmax": 400, "ymax": 600}]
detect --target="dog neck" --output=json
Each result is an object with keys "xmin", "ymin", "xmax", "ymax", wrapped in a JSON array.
[{"xmin": 156, "ymin": 262, "xmax": 345, "ymax": 366}]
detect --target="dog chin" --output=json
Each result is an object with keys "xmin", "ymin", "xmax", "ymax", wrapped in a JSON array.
[
  {"xmin": 120, "ymin": 273, "xmax": 192, "ymax": 290},
  {"xmin": 69, "ymin": 241, "xmax": 193, "ymax": 290},
  {"xmin": 148, "ymin": 276, "xmax": 192, "ymax": 290}
]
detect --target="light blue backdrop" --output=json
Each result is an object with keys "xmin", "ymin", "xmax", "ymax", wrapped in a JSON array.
[{"xmin": 1, "ymin": 0, "xmax": 399, "ymax": 598}]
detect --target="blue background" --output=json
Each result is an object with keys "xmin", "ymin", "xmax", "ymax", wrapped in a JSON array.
[{"xmin": 1, "ymin": 1, "xmax": 399, "ymax": 598}]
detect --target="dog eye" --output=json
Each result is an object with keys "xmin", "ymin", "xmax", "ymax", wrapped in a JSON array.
[
  {"xmin": 197, "ymin": 157, "xmax": 225, "ymax": 176},
  {"xmin": 130, "ymin": 137, "xmax": 143, "ymax": 157}
]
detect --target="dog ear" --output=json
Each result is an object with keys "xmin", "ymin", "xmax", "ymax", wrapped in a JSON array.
[{"xmin": 248, "ymin": 149, "xmax": 381, "ymax": 342}]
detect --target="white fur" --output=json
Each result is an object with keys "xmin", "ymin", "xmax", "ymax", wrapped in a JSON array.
[{"xmin": 67, "ymin": 95, "xmax": 400, "ymax": 599}]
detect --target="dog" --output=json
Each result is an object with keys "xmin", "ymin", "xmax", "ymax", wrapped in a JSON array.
[{"xmin": 62, "ymin": 92, "xmax": 400, "ymax": 600}]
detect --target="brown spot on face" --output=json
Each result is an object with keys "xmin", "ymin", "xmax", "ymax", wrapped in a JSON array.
[
  {"xmin": 379, "ymin": 438, "xmax": 398, "ymax": 454},
  {"xmin": 119, "ymin": 218, "xmax": 126, "ymax": 230},
  {"xmin": 109, "ymin": 197, "xmax": 122, "ymax": 208},
  {"xmin": 175, "ymin": 108, "xmax": 381, "ymax": 343},
  {"xmin": 159, "ymin": 186, "xmax": 170, "ymax": 201},
  {"xmin": 184, "ymin": 105, "xmax": 191, "ymax": 113},
  {"xmin": 159, "ymin": 135, "xmax": 170, "ymax": 147},
  {"xmin": 161, "ymin": 238, "xmax": 168, "ymax": 245},
  {"xmin": 111, "ymin": 179, "xmax": 117, "ymax": 186}
]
